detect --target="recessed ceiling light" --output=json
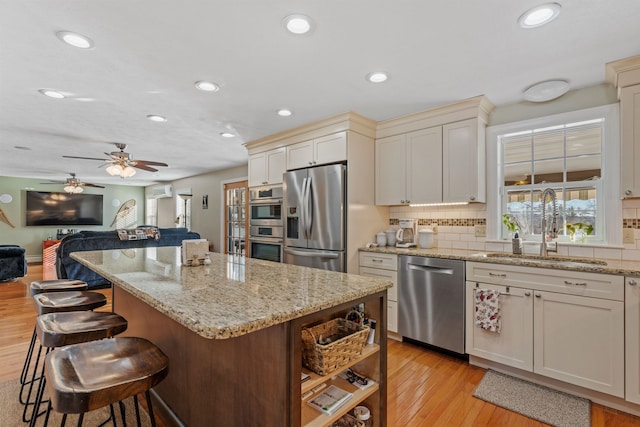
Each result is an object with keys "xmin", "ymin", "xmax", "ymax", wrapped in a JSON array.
[
  {"xmin": 147, "ymin": 115, "xmax": 167, "ymax": 122},
  {"xmin": 220, "ymin": 132, "xmax": 234, "ymax": 138},
  {"xmin": 277, "ymin": 109, "xmax": 293, "ymax": 117},
  {"xmin": 283, "ymin": 14, "xmax": 313, "ymax": 35},
  {"xmin": 75, "ymin": 97, "xmax": 95, "ymax": 102},
  {"xmin": 366, "ymin": 72, "xmax": 388, "ymax": 83},
  {"xmin": 518, "ymin": 3, "xmax": 561, "ymax": 28},
  {"xmin": 523, "ymin": 79, "xmax": 570, "ymax": 102},
  {"xmin": 195, "ymin": 81, "xmax": 220, "ymax": 92},
  {"xmin": 14, "ymin": 146, "xmax": 32, "ymax": 150},
  {"xmin": 56, "ymin": 31, "xmax": 94, "ymax": 49},
  {"xmin": 38, "ymin": 89, "xmax": 65, "ymax": 99}
]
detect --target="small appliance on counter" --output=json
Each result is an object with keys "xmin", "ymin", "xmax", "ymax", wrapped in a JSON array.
[
  {"xmin": 418, "ymin": 228, "xmax": 435, "ymax": 249},
  {"xmin": 395, "ymin": 219, "xmax": 417, "ymax": 248}
]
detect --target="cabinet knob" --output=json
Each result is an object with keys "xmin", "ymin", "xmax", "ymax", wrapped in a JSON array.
[
  {"xmin": 524, "ymin": 291, "xmax": 531, "ymax": 296},
  {"xmin": 406, "ymin": 200, "xmax": 410, "ymax": 204},
  {"xmin": 535, "ymin": 293, "xmax": 541, "ymax": 298},
  {"xmin": 625, "ymin": 190, "xmax": 632, "ymax": 196},
  {"xmin": 629, "ymin": 279, "xmax": 638, "ymax": 286},
  {"xmin": 309, "ymin": 161, "xmax": 313, "ymax": 165},
  {"xmin": 469, "ymin": 196, "xmax": 476, "ymax": 201}
]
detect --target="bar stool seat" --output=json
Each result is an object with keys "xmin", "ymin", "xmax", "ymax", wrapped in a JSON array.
[
  {"xmin": 44, "ymin": 337, "xmax": 169, "ymax": 427},
  {"xmin": 33, "ymin": 291, "xmax": 107, "ymax": 315},
  {"xmin": 36, "ymin": 311, "xmax": 128, "ymax": 349},
  {"xmin": 30, "ymin": 279, "xmax": 88, "ymax": 296}
]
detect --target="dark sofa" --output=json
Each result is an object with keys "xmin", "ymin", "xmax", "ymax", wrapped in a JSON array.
[
  {"xmin": 56, "ymin": 227, "xmax": 201, "ymax": 289},
  {"xmin": 0, "ymin": 245, "xmax": 27, "ymax": 281}
]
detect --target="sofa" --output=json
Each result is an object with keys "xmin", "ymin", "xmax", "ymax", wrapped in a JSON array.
[
  {"xmin": 0, "ymin": 245, "xmax": 28, "ymax": 281},
  {"xmin": 56, "ymin": 227, "xmax": 201, "ymax": 289}
]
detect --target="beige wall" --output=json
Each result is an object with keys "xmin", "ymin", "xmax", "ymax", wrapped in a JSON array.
[{"xmin": 147, "ymin": 164, "xmax": 248, "ymax": 253}]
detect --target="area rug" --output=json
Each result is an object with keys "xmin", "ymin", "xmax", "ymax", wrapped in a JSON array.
[
  {"xmin": 0, "ymin": 378, "xmax": 152, "ymax": 426},
  {"xmin": 473, "ymin": 369, "xmax": 590, "ymax": 427}
]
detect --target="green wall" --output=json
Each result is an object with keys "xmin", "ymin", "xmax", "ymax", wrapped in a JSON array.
[{"xmin": 0, "ymin": 176, "xmax": 145, "ymax": 261}]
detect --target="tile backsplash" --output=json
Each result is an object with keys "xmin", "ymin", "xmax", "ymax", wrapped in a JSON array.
[{"xmin": 388, "ymin": 201, "xmax": 640, "ymax": 262}]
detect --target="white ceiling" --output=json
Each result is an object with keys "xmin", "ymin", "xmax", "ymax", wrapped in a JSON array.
[{"xmin": 1, "ymin": 1, "xmax": 639, "ymax": 187}]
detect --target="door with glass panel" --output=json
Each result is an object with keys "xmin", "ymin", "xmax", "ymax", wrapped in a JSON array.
[{"xmin": 224, "ymin": 181, "xmax": 248, "ymax": 256}]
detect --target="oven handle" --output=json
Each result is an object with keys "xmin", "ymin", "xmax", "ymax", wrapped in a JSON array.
[
  {"xmin": 249, "ymin": 237, "xmax": 283, "ymax": 244},
  {"xmin": 249, "ymin": 198, "xmax": 282, "ymax": 205}
]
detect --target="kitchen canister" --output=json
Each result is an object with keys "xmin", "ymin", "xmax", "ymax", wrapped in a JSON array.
[
  {"xmin": 385, "ymin": 229, "xmax": 396, "ymax": 246},
  {"xmin": 354, "ymin": 405, "xmax": 372, "ymax": 427},
  {"xmin": 418, "ymin": 228, "xmax": 435, "ymax": 249},
  {"xmin": 376, "ymin": 232, "xmax": 387, "ymax": 247}
]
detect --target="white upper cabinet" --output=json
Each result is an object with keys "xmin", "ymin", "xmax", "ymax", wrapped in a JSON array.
[
  {"xmin": 374, "ymin": 96, "xmax": 493, "ymax": 206},
  {"xmin": 375, "ymin": 127, "xmax": 442, "ymax": 205},
  {"xmin": 605, "ymin": 55, "xmax": 640, "ymax": 198},
  {"xmin": 443, "ymin": 118, "xmax": 485, "ymax": 203},
  {"xmin": 248, "ymin": 147, "xmax": 286, "ymax": 187},
  {"xmin": 286, "ymin": 131, "xmax": 347, "ymax": 170}
]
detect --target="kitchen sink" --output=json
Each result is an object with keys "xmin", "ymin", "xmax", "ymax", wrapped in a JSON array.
[{"xmin": 473, "ymin": 252, "xmax": 608, "ymax": 267}]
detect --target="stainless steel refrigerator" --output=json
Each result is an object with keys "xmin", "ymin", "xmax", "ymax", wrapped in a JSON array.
[{"xmin": 283, "ymin": 163, "xmax": 346, "ymax": 272}]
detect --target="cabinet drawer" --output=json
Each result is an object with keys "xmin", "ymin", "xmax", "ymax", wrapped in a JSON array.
[
  {"xmin": 360, "ymin": 267, "xmax": 397, "ymax": 301},
  {"xmin": 466, "ymin": 262, "xmax": 624, "ymax": 301},
  {"xmin": 359, "ymin": 252, "xmax": 398, "ymax": 271}
]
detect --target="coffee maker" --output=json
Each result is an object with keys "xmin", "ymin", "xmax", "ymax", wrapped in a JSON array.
[{"xmin": 395, "ymin": 219, "xmax": 417, "ymax": 248}]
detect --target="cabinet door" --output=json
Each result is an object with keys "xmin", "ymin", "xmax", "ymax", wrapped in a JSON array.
[
  {"xmin": 443, "ymin": 118, "xmax": 484, "ymax": 203},
  {"xmin": 314, "ymin": 131, "xmax": 347, "ymax": 166},
  {"xmin": 248, "ymin": 153, "xmax": 267, "ymax": 187},
  {"xmin": 465, "ymin": 282, "xmax": 533, "ymax": 371},
  {"xmin": 626, "ymin": 277, "xmax": 640, "ymax": 404},
  {"xmin": 621, "ymin": 85, "xmax": 640, "ymax": 198},
  {"xmin": 533, "ymin": 291, "xmax": 624, "ymax": 397},
  {"xmin": 265, "ymin": 148, "xmax": 286, "ymax": 184},
  {"xmin": 406, "ymin": 127, "xmax": 442, "ymax": 204},
  {"xmin": 286, "ymin": 139, "xmax": 314, "ymax": 170},
  {"xmin": 375, "ymin": 134, "xmax": 406, "ymax": 205}
]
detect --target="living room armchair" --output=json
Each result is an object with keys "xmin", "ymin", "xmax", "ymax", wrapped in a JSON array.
[{"xmin": 0, "ymin": 245, "xmax": 27, "ymax": 281}]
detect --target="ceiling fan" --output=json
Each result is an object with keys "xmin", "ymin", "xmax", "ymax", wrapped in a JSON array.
[
  {"xmin": 63, "ymin": 143, "xmax": 169, "ymax": 177},
  {"xmin": 41, "ymin": 173, "xmax": 105, "ymax": 194}
]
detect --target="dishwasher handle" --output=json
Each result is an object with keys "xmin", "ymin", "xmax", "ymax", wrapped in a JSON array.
[{"xmin": 408, "ymin": 263, "xmax": 454, "ymax": 275}]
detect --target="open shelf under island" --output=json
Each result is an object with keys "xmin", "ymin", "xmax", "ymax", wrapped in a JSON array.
[{"xmin": 71, "ymin": 248, "xmax": 391, "ymax": 427}]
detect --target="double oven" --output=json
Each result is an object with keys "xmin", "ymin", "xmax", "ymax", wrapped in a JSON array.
[{"xmin": 249, "ymin": 185, "xmax": 283, "ymax": 262}]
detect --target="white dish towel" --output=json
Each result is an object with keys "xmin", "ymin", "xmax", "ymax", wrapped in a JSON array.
[{"xmin": 474, "ymin": 289, "xmax": 501, "ymax": 333}]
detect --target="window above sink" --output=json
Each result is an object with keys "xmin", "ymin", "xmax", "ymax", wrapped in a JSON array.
[{"xmin": 486, "ymin": 104, "xmax": 621, "ymax": 246}]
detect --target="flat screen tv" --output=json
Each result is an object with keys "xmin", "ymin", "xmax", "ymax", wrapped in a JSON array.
[{"xmin": 26, "ymin": 191, "xmax": 103, "ymax": 226}]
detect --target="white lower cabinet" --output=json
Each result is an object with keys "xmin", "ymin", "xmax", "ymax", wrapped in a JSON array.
[
  {"xmin": 359, "ymin": 252, "xmax": 398, "ymax": 333},
  {"xmin": 466, "ymin": 262, "xmax": 625, "ymax": 398},
  {"xmin": 626, "ymin": 277, "xmax": 640, "ymax": 404}
]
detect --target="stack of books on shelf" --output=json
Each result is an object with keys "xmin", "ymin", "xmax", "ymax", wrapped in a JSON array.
[{"xmin": 306, "ymin": 385, "xmax": 353, "ymax": 415}]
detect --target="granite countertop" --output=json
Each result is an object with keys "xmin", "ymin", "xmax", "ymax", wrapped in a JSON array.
[
  {"xmin": 359, "ymin": 246, "xmax": 640, "ymax": 277},
  {"xmin": 71, "ymin": 248, "xmax": 391, "ymax": 340}
]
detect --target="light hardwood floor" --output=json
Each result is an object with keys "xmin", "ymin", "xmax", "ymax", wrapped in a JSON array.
[{"xmin": 2, "ymin": 264, "xmax": 640, "ymax": 426}]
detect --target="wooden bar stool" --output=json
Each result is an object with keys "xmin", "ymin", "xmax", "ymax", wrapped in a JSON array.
[
  {"xmin": 21, "ymin": 291, "xmax": 107, "ymax": 422},
  {"xmin": 28, "ymin": 311, "xmax": 128, "ymax": 427},
  {"xmin": 43, "ymin": 337, "xmax": 169, "ymax": 427},
  {"xmin": 20, "ymin": 281, "xmax": 89, "ymax": 405}
]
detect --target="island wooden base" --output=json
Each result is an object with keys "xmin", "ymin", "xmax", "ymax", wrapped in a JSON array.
[{"xmin": 113, "ymin": 286, "xmax": 387, "ymax": 427}]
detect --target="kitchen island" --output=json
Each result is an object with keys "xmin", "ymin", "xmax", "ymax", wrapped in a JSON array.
[{"xmin": 71, "ymin": 248, "xmax": 391, "ymax": 427}]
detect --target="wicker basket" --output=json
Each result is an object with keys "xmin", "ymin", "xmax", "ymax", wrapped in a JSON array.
[{"xmin": 301, "ymin": 312, "xmax": 370, "ymax": 376}]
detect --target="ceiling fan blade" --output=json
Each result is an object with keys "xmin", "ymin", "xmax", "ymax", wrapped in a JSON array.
[
  {"xmin": 62, "ymin": 155, "xmax": 107, "ymax": 161},
  {"xmin": 82, "ymin": 183, "xmax": 105, "ymax": 188},
  {"xmin": 136, "ymin": 160, "xmax": 168, "ymax": 167},
  {"xmin": 132, "ymin": 163, "xmax": 159, "ymax": 172},
  {"xmin": 40, "ymin": 181, "xmax": 65, "ymax": 184}
]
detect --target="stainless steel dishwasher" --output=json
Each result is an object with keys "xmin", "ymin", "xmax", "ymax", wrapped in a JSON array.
[{"xmin": 398, "ymin": 255, "xmax": 466, "ymax": 355}]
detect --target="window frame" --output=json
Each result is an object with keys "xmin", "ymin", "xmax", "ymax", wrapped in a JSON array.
[{"xmin": 486, "ymin": 103, "xmax": 621, "ymax": 247}]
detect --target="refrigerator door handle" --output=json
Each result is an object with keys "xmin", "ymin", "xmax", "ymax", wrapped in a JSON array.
[
  {"xmin": 300, "ymin": 177, "xmax": 309, "ymax": 239},
  {"xmin": 283, "ymin": 248, "xmax": 339, "ymax": 259},
  {"xmin": 305, "ymin": 177, "xmax": 313, "ymax": 238}
]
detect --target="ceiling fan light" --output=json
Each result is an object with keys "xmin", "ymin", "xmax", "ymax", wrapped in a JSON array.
[
  {"xmin": 64, "ymin": 185, "xmax": 83, "ymax": 194},
  {"xmin": 122, "ymin": 166, "xmax": 137, "ymax": 177},
  {"xmin": 106, "ymin": 164, "xmax": 123, "ymax": 176}
]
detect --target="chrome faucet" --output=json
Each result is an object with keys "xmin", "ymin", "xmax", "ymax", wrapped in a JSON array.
[{"xmin": 540, "ymin": 188, "xmax": 558, "ymax": 256}]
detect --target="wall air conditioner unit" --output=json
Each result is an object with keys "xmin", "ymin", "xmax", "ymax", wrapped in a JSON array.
[{"xmin": 149, "ymin": 184, "xmax": 173, "ymax": 199}]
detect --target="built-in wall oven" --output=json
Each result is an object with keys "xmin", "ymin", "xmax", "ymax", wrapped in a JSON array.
[{"xmin": 249, "ymin": 185, "xmax": 283, "ymax": 262}]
